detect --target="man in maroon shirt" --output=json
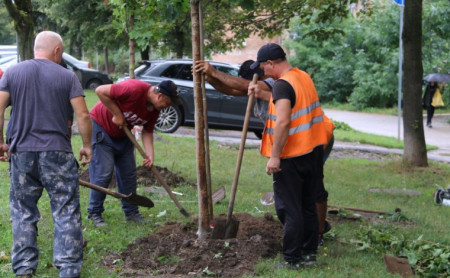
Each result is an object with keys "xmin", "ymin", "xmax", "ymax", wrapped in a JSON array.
[{"xmin": 87, "ymin": 79, "xmax": 179, "ymax": 227}]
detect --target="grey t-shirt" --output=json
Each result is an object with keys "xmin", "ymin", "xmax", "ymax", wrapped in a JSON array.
[
  {"xmin": 254, "ymin": 78, "xmax": 275, "ymax": 122},
  {"xmin": 0, "ymin": 59, "xmax": 84, "ymax": 152}
]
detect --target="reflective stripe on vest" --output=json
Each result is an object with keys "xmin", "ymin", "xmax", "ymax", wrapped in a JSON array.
[{"xmin": 260, "ymin": 68, "xmax": 328, "ymax": 158}]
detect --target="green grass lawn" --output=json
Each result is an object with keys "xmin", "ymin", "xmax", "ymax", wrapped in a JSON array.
[{"xmin": 0, "ymin": 134, "xmax": 449, "ymax": 277}]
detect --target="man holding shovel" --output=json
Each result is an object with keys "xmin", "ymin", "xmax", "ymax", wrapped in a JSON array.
[
  {"xmin": 0, "ymin": 31, "xmax": 92, "ymax": 278},
  {"xmin": 196, "ymin": 58, "xmax": 335, "ymax": 245},
  {"xmin": 250, "ymin": 43, "xmax": 328, "ymax": 269},
  {"xmin": 87, "ymin": 79, "xmax": 179, "ymax": 227}
]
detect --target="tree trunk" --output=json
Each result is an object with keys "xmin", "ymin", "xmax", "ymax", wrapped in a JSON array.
[
  {"xmin": 174, "ymin": 27, "xmax": 185, "ymax": 58},
  {"xmin": 191, "ymin": 0, "xmax": 209, "ymax": 239},
  {"xmin": 140, "ymin": 45, "xmax": 150, "ymax": 60},
  {"xmin": 103, "ymin": 46, "xmax": 110, "ymax": 74},
  {"xmin": 128, "ymin": 14, "xmax": 136, "ymax": 79},
  {"xmin": 3, "ymin": 0, "xmax": 34, "ymax": 60},
  {"xmin": 402, "ymin": 0, "xmax": 427, "ymax": 166}
]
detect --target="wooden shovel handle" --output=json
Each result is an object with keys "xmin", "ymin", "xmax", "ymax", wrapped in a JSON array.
[
  {"xmin": 227, "ymin": 73, "xmax": 258, "ymax": 221},
  {"xmin": 79, "ymin": 179, "xmax": 126, "ymax": 199},
  {"xmin": 123, "ymin": 126, "xmax": 190, "ymax": 217}
]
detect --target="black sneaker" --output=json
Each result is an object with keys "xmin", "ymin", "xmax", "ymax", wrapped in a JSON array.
[
  {"xmin": 323, "ymin": 220, "xmax": 332, "ymax": 234},
  {"xmin": 88, "ymin": 214, "xmax": 107, "ymax": 227},
  {"xmin": 275, "ymin": 260, "xmax": 302, "ymax": 270},
  {"xmin": 301, "ymin": 252, "xmax": 317, "ymax": 266},
  {"xmin": 318, "ymin": 234, "xmax": 325, "ymax": 246},
  {"xmin": 125, "ymin": 212, "xmax": 145, "ymax": 223}
]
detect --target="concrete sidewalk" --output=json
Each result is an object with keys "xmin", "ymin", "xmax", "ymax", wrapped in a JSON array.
[{"xmin": 324, "ymin": 109, "xmax": 450, "ymax": 163}]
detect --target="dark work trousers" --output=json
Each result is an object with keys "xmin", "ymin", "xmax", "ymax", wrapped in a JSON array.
[
  {"xmin": 427, "ymin": 104, "xmax": 435, "ymax": 125},
  {"xmin": 273, "ymin": 146, "xmax": 323, "ymax": 263}
]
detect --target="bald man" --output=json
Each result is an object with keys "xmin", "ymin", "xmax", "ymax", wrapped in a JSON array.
[{"xmin": 0, "ymin": 31, "xmax": 92, "ymax": 278}]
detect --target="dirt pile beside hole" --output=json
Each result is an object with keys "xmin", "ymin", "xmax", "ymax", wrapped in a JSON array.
[
  {"xmin": 104, "ymin": 212, "xmax": 283, "ymax": 277},
  {"xmin": 79, "ymin": 165, "xmax": 195, "ymax": 189}
]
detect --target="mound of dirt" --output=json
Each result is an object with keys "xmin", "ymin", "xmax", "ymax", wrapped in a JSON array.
[
  {"xmin": 104, "ymin": 213, "xmax": 283, "ymax": 277},
  {"xmin": 79, "ymin": 165, "xmax": 195, "ymax": 188}
]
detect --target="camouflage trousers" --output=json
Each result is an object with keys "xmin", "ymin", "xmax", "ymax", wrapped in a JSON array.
[{"xmin": 9, "ymin": 151, "xmax": 83, "ymax": 277}]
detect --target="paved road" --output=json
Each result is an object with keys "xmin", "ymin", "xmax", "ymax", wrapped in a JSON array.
[
  {"xmin": 323, "ymin": 109, "xmax": 450, "ymax": 163},
  {"xmin": 170, "ymin": 110, "xmax": 450, "ymax": 163}
]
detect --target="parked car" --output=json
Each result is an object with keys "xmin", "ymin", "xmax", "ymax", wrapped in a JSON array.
[
  {"xmin": 62, "ymin": 52, "xmax": 90, "ymax": 69},
  {"xmin": 62, "ymin": 58, "xmax": 112, "ymax": 89},
  {"xmin": 117, "ymin": 59, "xmax": 264, "ymax": 138},
  {"xmin": 0, "ymin": 55, "xmax": 112, "ymax": 89},
  {"xmin": 0, "ymin": 45, "xmax": 18, "ymax": 59}
]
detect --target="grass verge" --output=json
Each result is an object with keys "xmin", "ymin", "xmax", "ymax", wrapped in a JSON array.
[{"xmin": 0, "ymin": 134, "xmax": 449, "ymax": 277}]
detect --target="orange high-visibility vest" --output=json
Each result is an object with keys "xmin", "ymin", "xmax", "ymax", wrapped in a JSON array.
[
  {"xmin": 323, "ymin": 114, "xmax": 335, "ymax": 149},
  {"xmin": 260, "ymin": 68, "xmax": 327, "ymax": 158}
]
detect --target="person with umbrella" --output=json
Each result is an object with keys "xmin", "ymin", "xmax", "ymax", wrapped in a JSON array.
[
  {"xmin": 422, "ymin": 73, "xmax": 449, "ymax": 128},
  {"xmin": 423, "ymin": 81, "xmax": 439, "ymax": 128}
]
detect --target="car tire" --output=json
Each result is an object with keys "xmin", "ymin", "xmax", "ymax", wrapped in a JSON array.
[
  {"xmin": 86, "ymin": 79, "xmax": 102, "ymax": 90},
  {"xmin": 254, "ymin": 130, "xmax": 263, "ymax": 139},
  {"xmin": 155, "ymin": 104, "xmax": 182, "ymax": 133}
]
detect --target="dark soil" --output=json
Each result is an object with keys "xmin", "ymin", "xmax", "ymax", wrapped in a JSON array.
[
  {"xmin": 104, "ymin": 213, "xmax": 283, "ymax": 277},
  {"xmin": 85, "ymin": 149, "xmax": 398, "ymax": 277},
  {"xmin": 79, "ymin": 165, "xmax": 195, "ymax": 189}
]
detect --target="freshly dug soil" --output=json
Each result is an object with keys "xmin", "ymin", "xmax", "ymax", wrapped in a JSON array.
[
  {"xmin": 88, "ymin": 148, "xmax": 399, "ymax": 277},
  {"xmin": 79, "ymin": 165, "xmax": 195, "ymax": 188},
  {"xmin": 103, "ymin": 213, "xmax": 283, "ymax": 277}
]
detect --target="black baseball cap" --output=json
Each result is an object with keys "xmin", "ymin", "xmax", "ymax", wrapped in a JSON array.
[
  {"xmin": 156, "ymin": 80, "xmax": 181, "ymax": 105},
  {"xmin": 250, "ymin": 43, "xmax": 286, "ymax": 70},
  {"xmin": 238, "ymin": 60, "xmax": 264, "ymax": 80}
]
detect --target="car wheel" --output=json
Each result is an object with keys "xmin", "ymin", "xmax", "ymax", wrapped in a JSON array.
[
  {"xmin": 155, "ymin": 104, "xmax": 182, "ymax": 133},
  {"xmin": 86, "ymin": 79, "xmax": 102, "ymax": 90},
  {"xmin": 254, "ymin": 130, "xmax": 263, "ymax": 139}
]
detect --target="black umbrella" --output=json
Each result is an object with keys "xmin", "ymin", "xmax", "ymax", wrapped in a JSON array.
[{"xmin": 423, "ymin": 73, "xmax": 450, "ymax": 83}]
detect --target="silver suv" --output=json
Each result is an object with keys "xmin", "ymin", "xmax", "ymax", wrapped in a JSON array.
[{"xmin": 117, "ymin": 59, "xmax": 264, "ymax": 138}]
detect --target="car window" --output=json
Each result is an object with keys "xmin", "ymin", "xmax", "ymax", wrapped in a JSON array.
[
  {"xmin": 161, "ymin": 64, "xmax": 183, "ymax": 79},
  {"xmin": 139, "ymin": 63, "xmax": 160, "ymax": 77},
  {"xmin": 215, "ymin": 66, "xmax": 239, "ymax": 77},
  {"xmin": 161, "ymin": 64, "xmax": 193, "ymax": 81},
  {"xmin": 177, "ymin": 65, "xmax": 193, "ymax": 81}
]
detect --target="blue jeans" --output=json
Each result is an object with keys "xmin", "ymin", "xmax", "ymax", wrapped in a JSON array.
[
  {"xmin": 87, "ymin": 120, "xmax": 139, "ymax": 217},
  {"xmin": 9, "ymin": 151, "xmax": 83, "ymax": 278}
]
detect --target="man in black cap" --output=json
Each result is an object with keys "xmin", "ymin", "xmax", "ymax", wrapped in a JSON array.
[
  {"xmin": 87, "ymin": 79, "xmax": 179, "ymax": 227},
  {"xmin": 252, "ymin": 43, "xmax": 328, "ymax": 269}
]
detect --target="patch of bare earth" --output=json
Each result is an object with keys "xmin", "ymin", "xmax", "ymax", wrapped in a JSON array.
[
  {"xmin": 103, "ymin": 213, "xmax": 283, "ymax": 277},
  {"xmin": 81, "ymin": 149, "xmax": 402, "ymax": 277}
]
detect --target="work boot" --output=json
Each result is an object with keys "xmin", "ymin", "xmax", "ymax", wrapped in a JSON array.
[
  {"xmin": 301, "ymin": 252, "xmax": 317, "ymax": 266},
  {"xmin": 16, "ymin": 270, "xmax": 35, "ymax": 277},
  {"xmin": 88, "ymin": 214, "xmax": 107, "ymax": 227},
  {"xmin": 323, "ymin": 220, "xmax": 331, "ymax": 234},
  {"xmin": 125, "ymin": 212, "xmax": 145, "ymax": 223},
  {"xmin": 275, "ymin": 260, "xmax": 302, "ymax": 270}
]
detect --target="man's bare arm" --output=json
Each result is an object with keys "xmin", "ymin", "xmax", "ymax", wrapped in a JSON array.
[
  {"xmin": 96, "ymin": 84, "xmax": 125, "ymax": 127},
  {"xmin": 71, "ymin": 96, "xmax": 92, "ymax": 166},
  {"xmin": 0, "ymin": 91, "xmax": 10, "ymax": 161}
]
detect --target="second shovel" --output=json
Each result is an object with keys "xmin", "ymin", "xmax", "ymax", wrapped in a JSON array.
[{"xmin": 212, "ymin": 73, "xmax": 258, "ymax": 239}]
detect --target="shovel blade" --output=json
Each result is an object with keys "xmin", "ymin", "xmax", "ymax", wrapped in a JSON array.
[
  {"xmin": 211, "ymin": 215, "xmax": 239, "ymax": 239},
  {"xmin": 261, "ymin": 191, "xmax": 274, "ymax": 206},
  {"xmin": 123, "ymin": 193, "xmax": 154, "ymax": 208}
]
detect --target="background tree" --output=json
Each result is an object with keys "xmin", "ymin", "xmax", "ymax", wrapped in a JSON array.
[
  {"xmin": 0, "ymin": 1, "xmax": 16, "ymax": 44},
  {"xmin": 402, "ymin": 0, "xmax": 427, "ymax": 166},
  {"xmin": 3, "ymin": 0, "xmax": 34, "ymax": 60}
]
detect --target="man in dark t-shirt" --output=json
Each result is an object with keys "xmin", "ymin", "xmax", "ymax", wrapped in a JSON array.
[
  {"xmin": 0, "ymin": 30, "xmax": 92, "ymax": 278},
  {"xmin": 87, "ymin": 79, "xmax": 179, "ymax": 227}
]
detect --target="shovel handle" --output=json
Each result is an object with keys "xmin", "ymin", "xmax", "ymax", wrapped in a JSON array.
[
  {"xmin": 123, "ymin": 126, "xmax": 190, "ymax": 217},
  {"xmin": 79, "ymin": 179, "xmax": 126, "ymax": 200},
  {"xmin": 227, "ymin": 73, "xmax": 258, "ymax": 221}
]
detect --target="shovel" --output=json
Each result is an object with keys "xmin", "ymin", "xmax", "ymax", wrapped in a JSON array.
[
  {"xmin": 79, "ymin": 179, "xmax": 154, "ymax": 208},
  {"xmin": 122, "ymin": 126, "xmax": 190, "ymax": 217},
  {"xmin": 212, "ymin": 73, "xmax": 258, "ymax": 239}
]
